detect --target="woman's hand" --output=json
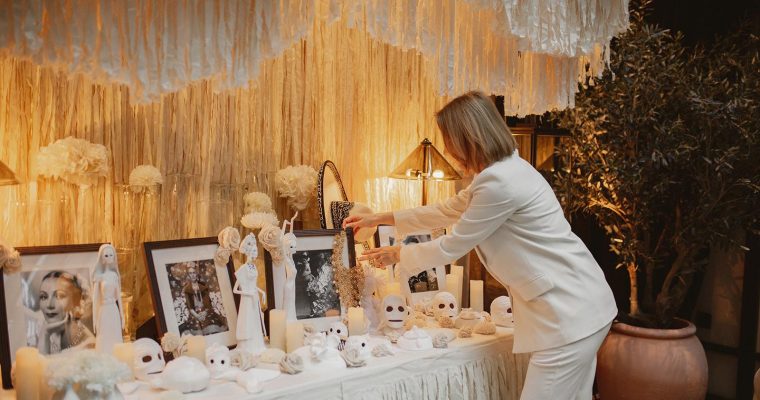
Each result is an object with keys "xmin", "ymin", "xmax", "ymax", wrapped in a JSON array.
[
  {"xmin": 342, "ymin": 212, "xmax": 395, "ymax": 235},
  {"xmin": 358, "ymin": 246, "xmax": 401, "ymax": 269}
]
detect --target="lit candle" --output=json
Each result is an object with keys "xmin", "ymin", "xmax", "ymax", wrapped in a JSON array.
[
  {"xmin": 112, "ymin": 342, "xmax": 135, "ymax": 379},
  {"xmin": 185, "ymin": 336, "xmax": 207, "ymax": 362},
  {"xmin": 15, "ymin": 347, "xmax": 40, "ymax": 400},
  {"xmin": 470, "ymin": 280, "xmax": 484, "ymax": 312},
  {"xmin": 286, "ymin": 322, "xmax": 305, "ymax": 353},
  {"xmin": 269, "ymin": 310, "xmax": 287, "ymax": 351},
  {"xmin": 445, "ymin": 274, "xmax": 462, "ymax": 306},
  {"xmin": 347, "ymin": 307, "xmax": 366, "ymax": 336},
  {"xmin": 386, "ymin": 282, "xmax": 401, "ymax": 296}
]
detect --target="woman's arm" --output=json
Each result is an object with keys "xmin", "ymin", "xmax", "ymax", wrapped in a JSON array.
[{"xmin": 393, "ymin": 187, "xmax": 472, "ymax": 236}]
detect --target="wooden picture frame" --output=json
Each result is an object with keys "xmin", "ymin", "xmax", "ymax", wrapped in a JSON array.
[
  {"xmin": 143, "ymin": 237, "xmax": 239, "ymax": 350},
  {"xmin": 264, "ymin": 229, "xmax": 353, "ymax": 332},
  {"xmin": 0, "ymin": 243, "xmax": 103, "ymax": 389},
  {"xmin": 374, "ymin": 225, "xmax": 448, "ymax": 306}
]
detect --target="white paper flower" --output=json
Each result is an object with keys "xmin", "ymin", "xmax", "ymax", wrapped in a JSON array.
[
  {"xmin": 161, "ymin": 332, "xmax": 183, "ymax": 356},
  {"xmin": 34, "ymin": 136, "xmax": 109, "ymax": 187},
  {"xmin": 0, "ymin": 242, "xmax": 21, "ymax": 273},
  {"xmin": 279, "ymin": 353, "xmax": 304, "ymax": 375},
  {"xmin": 46, "ymin": 350, "xmax": 130, "ymax": 391},
  {"xmin": 241, "ymin": 212, "xmax": 279, "ymax": 230},
  {"xmin": 258, "ymin": 225, "xmax": 284, "ymax": 262},
  {"xmin": 458, "ymin": 327, "xmax": 473, "ymax": 338},
  {"xmin": 275, "ymin": 165, "xmax": 318, "ymax": 211},
  {"xmin": 433, "ymin": 333, "xmax": 452, "ymax": 349},
  {"xmin": 129, "ymin": 165, "xmax": 163, "ymax": 192},
  {"xmin": 243, "ymin": 192, "xmax": 274, "ymax": 214}
]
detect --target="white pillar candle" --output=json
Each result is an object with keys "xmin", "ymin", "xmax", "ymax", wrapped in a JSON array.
[
  {"xmin": 386, "ymin": 282, "xmax": 401, "ymax": 296},
  {"xmin": 451, "ymin": 265, "xmax": 464, "ymax": 305},
  {"xmin": 470, "ymin": 280, "xmax": 484, "ymax": 312},
  {"xmin": 286, "ymin": 322, "xmax": 305, "ymax": 353},
  {"xmin": 15, "ymin": 347, "xmax": 39, "ymax": 400},
  {"xmin": 445, "ymin": 274, "xmax": 462, "ymax": 307},
  {"xmin": 185, "ymin": 336, "xmax": 207, "ymax": 362},
  {"xmin": 112, "ymin": 342, "xmax": 135, "ymax": 378},
  {"xmin": 347, "ymin": 307, "xmax": 366, "ymax": 336},
  {"xmin": 269, "ymin": 310, "xmax": 287, "ymax": 351}
]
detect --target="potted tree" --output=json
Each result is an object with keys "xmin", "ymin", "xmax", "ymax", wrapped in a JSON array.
[{"xmin": 551, "ymin": 3, "xmax": 759, "ymax": 399}]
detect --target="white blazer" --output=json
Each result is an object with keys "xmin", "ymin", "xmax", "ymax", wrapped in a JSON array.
[{"xmin": 394, "ymin": 152, "xmax": 618, "ymax": 353}]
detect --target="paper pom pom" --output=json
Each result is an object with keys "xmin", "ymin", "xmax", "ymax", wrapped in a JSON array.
[
  {"xmin": 258, "ymin": 225, "xmax": 284, "ymax": 261},
  {"xmin": 241, "ymin": 212, "xmax": 279, "ymax": 230},
  {"xmin": 0, "ymin": 242, "xmax": 21, "ymax": 273},
  {"xmin": 341, "ymin": 347, "xmax": 368, "ymax": 368},
  {"xmin": 46, "ymin": 350, "xmax": 130, "ymax": 391},
  {"xmin": 459, "ymin": 327, "xmax": 473, "ymax": 338},
  {"xmin": 474, "ymin": 318, "xmax": 497, "ymax": 335},
  {"xmin": 34, "ymin": 136, "xmax": 109, "ymax": 187},
  {"xmin": 243, "ymin": 192, "xmax": 274, "ymax": 214},
  {"xmin": 437, "ymin": 316, "xmax": 455, "ymax": 328},
  {"xmin": 230, "ymin": 350, "xmax": 258, "ymax": 370},
  {"xmin": 384, "ymin": 331, "xmax": 401, "ymax": 343},
  {"xmin": 279, "ymin": 353, "xmax": 304, "ymax": 374},
  {"xmin": 433, "ymin": 333, "xmax": 452, "ymax": 349},
  {"xmin": 260, "ymin": 348, "xmax": 286, "ymax": 364},
  {"xmin": 128, "ymin": 165, "xmax": 163, "ymax": 192},
  {"xmin": 371, "ymin": 342, "xmax": 394, "ymax": 357},
  {"xmin": 275, "ymin": 165, "xmax": 318, "ymax": 211}
]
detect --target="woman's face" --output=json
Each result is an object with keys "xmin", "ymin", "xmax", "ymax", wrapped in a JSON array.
[
  {"xmin": 39, "ymin": 277, "xmax": 76, "ymax": 323},
  {"xmin": 101, "ymin": 246, "xmax": 116, "ymax": 265}
]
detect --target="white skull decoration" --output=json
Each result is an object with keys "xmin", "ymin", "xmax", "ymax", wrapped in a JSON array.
[
  {"xmin": 328, "ymin": 321, "xmax": 348, "ymax": 340},
  {"xmin": 490, "ymin": 296, "xmax": 514, "ymax": 327},
  {"xmin": 382, "ymin": 294, "xmax": 409, "ymax": 329},
  {"xmin": 431, "ymin": 291, "xmax": 459, "ymax": 319},
  {"xmin": 133, "ymin": 338, "xmax": 165, "ymax": 381},
  {"xmin": 205, "ymin": 343, "xmax": 232, "ymax": 378},
  {"xmin": 343, "ymin": 335, "xmax": 371, "ymax": 361}
]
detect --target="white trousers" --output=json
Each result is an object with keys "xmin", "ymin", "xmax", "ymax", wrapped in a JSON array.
[{"xmin": 520, "ymin": 322, "xmax": 612, "ymax": 400}]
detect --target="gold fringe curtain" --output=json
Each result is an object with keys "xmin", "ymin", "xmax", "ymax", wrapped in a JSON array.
[{"xmin": 0, "ymin": 0, "xmax": 629, "ymax": 115}]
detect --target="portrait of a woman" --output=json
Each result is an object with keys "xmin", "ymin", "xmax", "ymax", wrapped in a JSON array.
[{"xmin": 36, "ymin": 271, "xmax": 94, "ymax": 355}]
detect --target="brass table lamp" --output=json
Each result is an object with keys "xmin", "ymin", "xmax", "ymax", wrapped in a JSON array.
[{"xmin": 389, "ymin": 138, "xmax": 461, "ymax": 205}]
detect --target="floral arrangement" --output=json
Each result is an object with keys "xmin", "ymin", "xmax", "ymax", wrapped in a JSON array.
[
  {"xmin": 331, "ymin": 232, "xmax": 364, "ymax": 308},
  {"xmin": 160, "ymin": 332, "xmax": 188, "ymax": 358},
  {"xmin": 275, "ymin": 165, "xmax": 318, "ymax": 211},
  {"xmin": 258, "ymin": 225, "xmax": 284, "ymax": 262},
  {"xmin": 46, "ymin": 350, "xmax": 130, "ymax": 393},
  {"xmin": 128, "ymin": 164, "xmax": 163, "ymax": 193},
  {"xmin": 243, "ymin": 192, "xmax": 274, "ymax": 214},
  {"xmin": 34, "ymin": 136, "xmax": 109, "ymax": 187},
  {"xmin": 0, "ymin": 240, "xmax": 21, "ymax": 273},
  {"xmin": 241, "ymin": 211, "xmax": 279, "ymax": 230}
]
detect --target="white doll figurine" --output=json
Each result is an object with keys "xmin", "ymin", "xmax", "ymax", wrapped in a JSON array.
[
  {"xmin": 234, "ymin": 233, "xmax": 268, "ymax": 355},
  {"xmin": 280, "ymin": 215, "xmax": 298, "ymax": 321},
  {"xmin": 92, "ymin": 244, "xmax": 125, "ymax": 353}
]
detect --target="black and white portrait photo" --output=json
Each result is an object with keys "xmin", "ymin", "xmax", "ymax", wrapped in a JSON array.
[
  {"xmin": 293, "ymin": 249, "xmax": 340, "ymax": 320},
  {"xmin": 401, "ymin": 234, "xmax": 441, "ymax": 293},
  {"xmin": 166, "ymin": 260, "xmax": 229, "ymax": 336},
  {"xmin": 1, "ymin": 245, "xmax": 102, "ymax": 388}
]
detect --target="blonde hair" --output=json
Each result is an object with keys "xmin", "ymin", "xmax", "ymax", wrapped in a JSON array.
[{"xmin": 435, "ymin": 91, "xmax": 516, "ymax": 172}]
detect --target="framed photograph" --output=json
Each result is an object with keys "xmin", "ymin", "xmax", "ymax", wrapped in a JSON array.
[
  {"xmin": 144, "ymin": 237, "xmax": 238, "ymax": 350},
  {"xmin": 265, "ymin": 229, "xmax": 352, "ymax": 332},
  {"xmin": 374, "ymin": 225, "xmax": 448, "ymax": 305},
  {"xmin": 0, "ymin": 243, "xmax": 103, "ymax": 389}
]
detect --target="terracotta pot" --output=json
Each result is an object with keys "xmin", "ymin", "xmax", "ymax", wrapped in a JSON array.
[{"xmin": 597, "ymin": 319, "xmax": 707, "ymax": 400}]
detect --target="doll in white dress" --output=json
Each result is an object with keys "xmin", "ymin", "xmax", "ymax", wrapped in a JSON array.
[
  {"xmin": 281, "ymin": 217, "xmax": 298, "ymax": 321},
  {"xmin": 234, "ymin": 234, "xmax": 267, "ymax": 355},
  {"xmin": 92, "ymin": 243, "xmax": 125, "ymax": 353}
]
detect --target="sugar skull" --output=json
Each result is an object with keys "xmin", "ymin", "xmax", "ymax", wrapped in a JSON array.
[
  {"xmin": 133, "ymin": 338, "xmax": 165, "ymax": 381},
  {"xmin": 343, "ymin": 335, "xmax": 371, "ymax": 362},
  {"xmin": 382, "ymin": 294, "xmax": 409, "ymax": 329},
  {"xmin": 431, "ymin": 291, "xmax": 458, "ymax": 319},
  {"xmin": 490, "ymin": 296, "xmax": 514, "ymax": 327},
  {"xmin": 328, "ymin": 321, "xmax": 348, "ymax": 340},
  {"xmin": 205, "ymin": 343, "xmax": 233, "ymax": 378}
]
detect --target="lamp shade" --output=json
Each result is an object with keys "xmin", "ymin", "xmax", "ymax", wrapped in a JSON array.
[
  {"xmin": 0, "ymin": 161, "xmax": 18, "ymax": 186},
  {"xmin": 389, "ymin": 138, "xmax": 462, "ymax": 181}
]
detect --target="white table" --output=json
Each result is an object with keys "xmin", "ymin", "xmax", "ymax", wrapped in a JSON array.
[{"xmin": 3, "ymin": 326, "xmax": 529, "ymax": 400}]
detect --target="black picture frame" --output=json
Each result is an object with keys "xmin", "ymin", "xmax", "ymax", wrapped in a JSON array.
[
  {"xmin": 0, "ymin": 243, "xmax": 103, "ymax": 389},
  {"xmin": 143, "ymin": 237, "xmax": 239, "ymax": 350},
  {"xmin": 264, "ymin": 229, "xmax": 354, "ymax": 332}
]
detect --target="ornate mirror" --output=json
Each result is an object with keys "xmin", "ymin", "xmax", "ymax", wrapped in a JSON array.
[{"xmin": 317, "ymin": 160, "xmax": 349, "ymax": 229}]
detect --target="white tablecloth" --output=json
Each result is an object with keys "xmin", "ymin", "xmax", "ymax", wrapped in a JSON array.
[
  {"xmin": 128, "ymin": 326, "xmax": 529, "ymax": 400},
  {"xmin": 2, "ymin": 326, "xmax": 529, "ymax": 400}
]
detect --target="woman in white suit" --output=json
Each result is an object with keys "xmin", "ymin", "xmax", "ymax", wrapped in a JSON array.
[{"xmin": 345, "ymin": 91, "xmax": 618, "ymax": 400}]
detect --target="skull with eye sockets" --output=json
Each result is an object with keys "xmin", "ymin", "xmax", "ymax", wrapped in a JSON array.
[
  {"xmin": 205, "ymin": 343, "xmax": 233, "ymax": 378},
  {"xmin": 490, "ymin": 296, "xmax": 514, "ymax": 327},
  {"xmin": 431, "ymin": 291, "xmax": 458, "ymax": 319},
  {"xmin": 133, "ymin": 338, "xmax": 165, "ymax": 381},
  {"xmin": 381, "ymin": 294, "xmax": 409, "ymax": 330},
  {"xmin": 343, "ymin": 335, "xmax": 371, "ymax": 361}
]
